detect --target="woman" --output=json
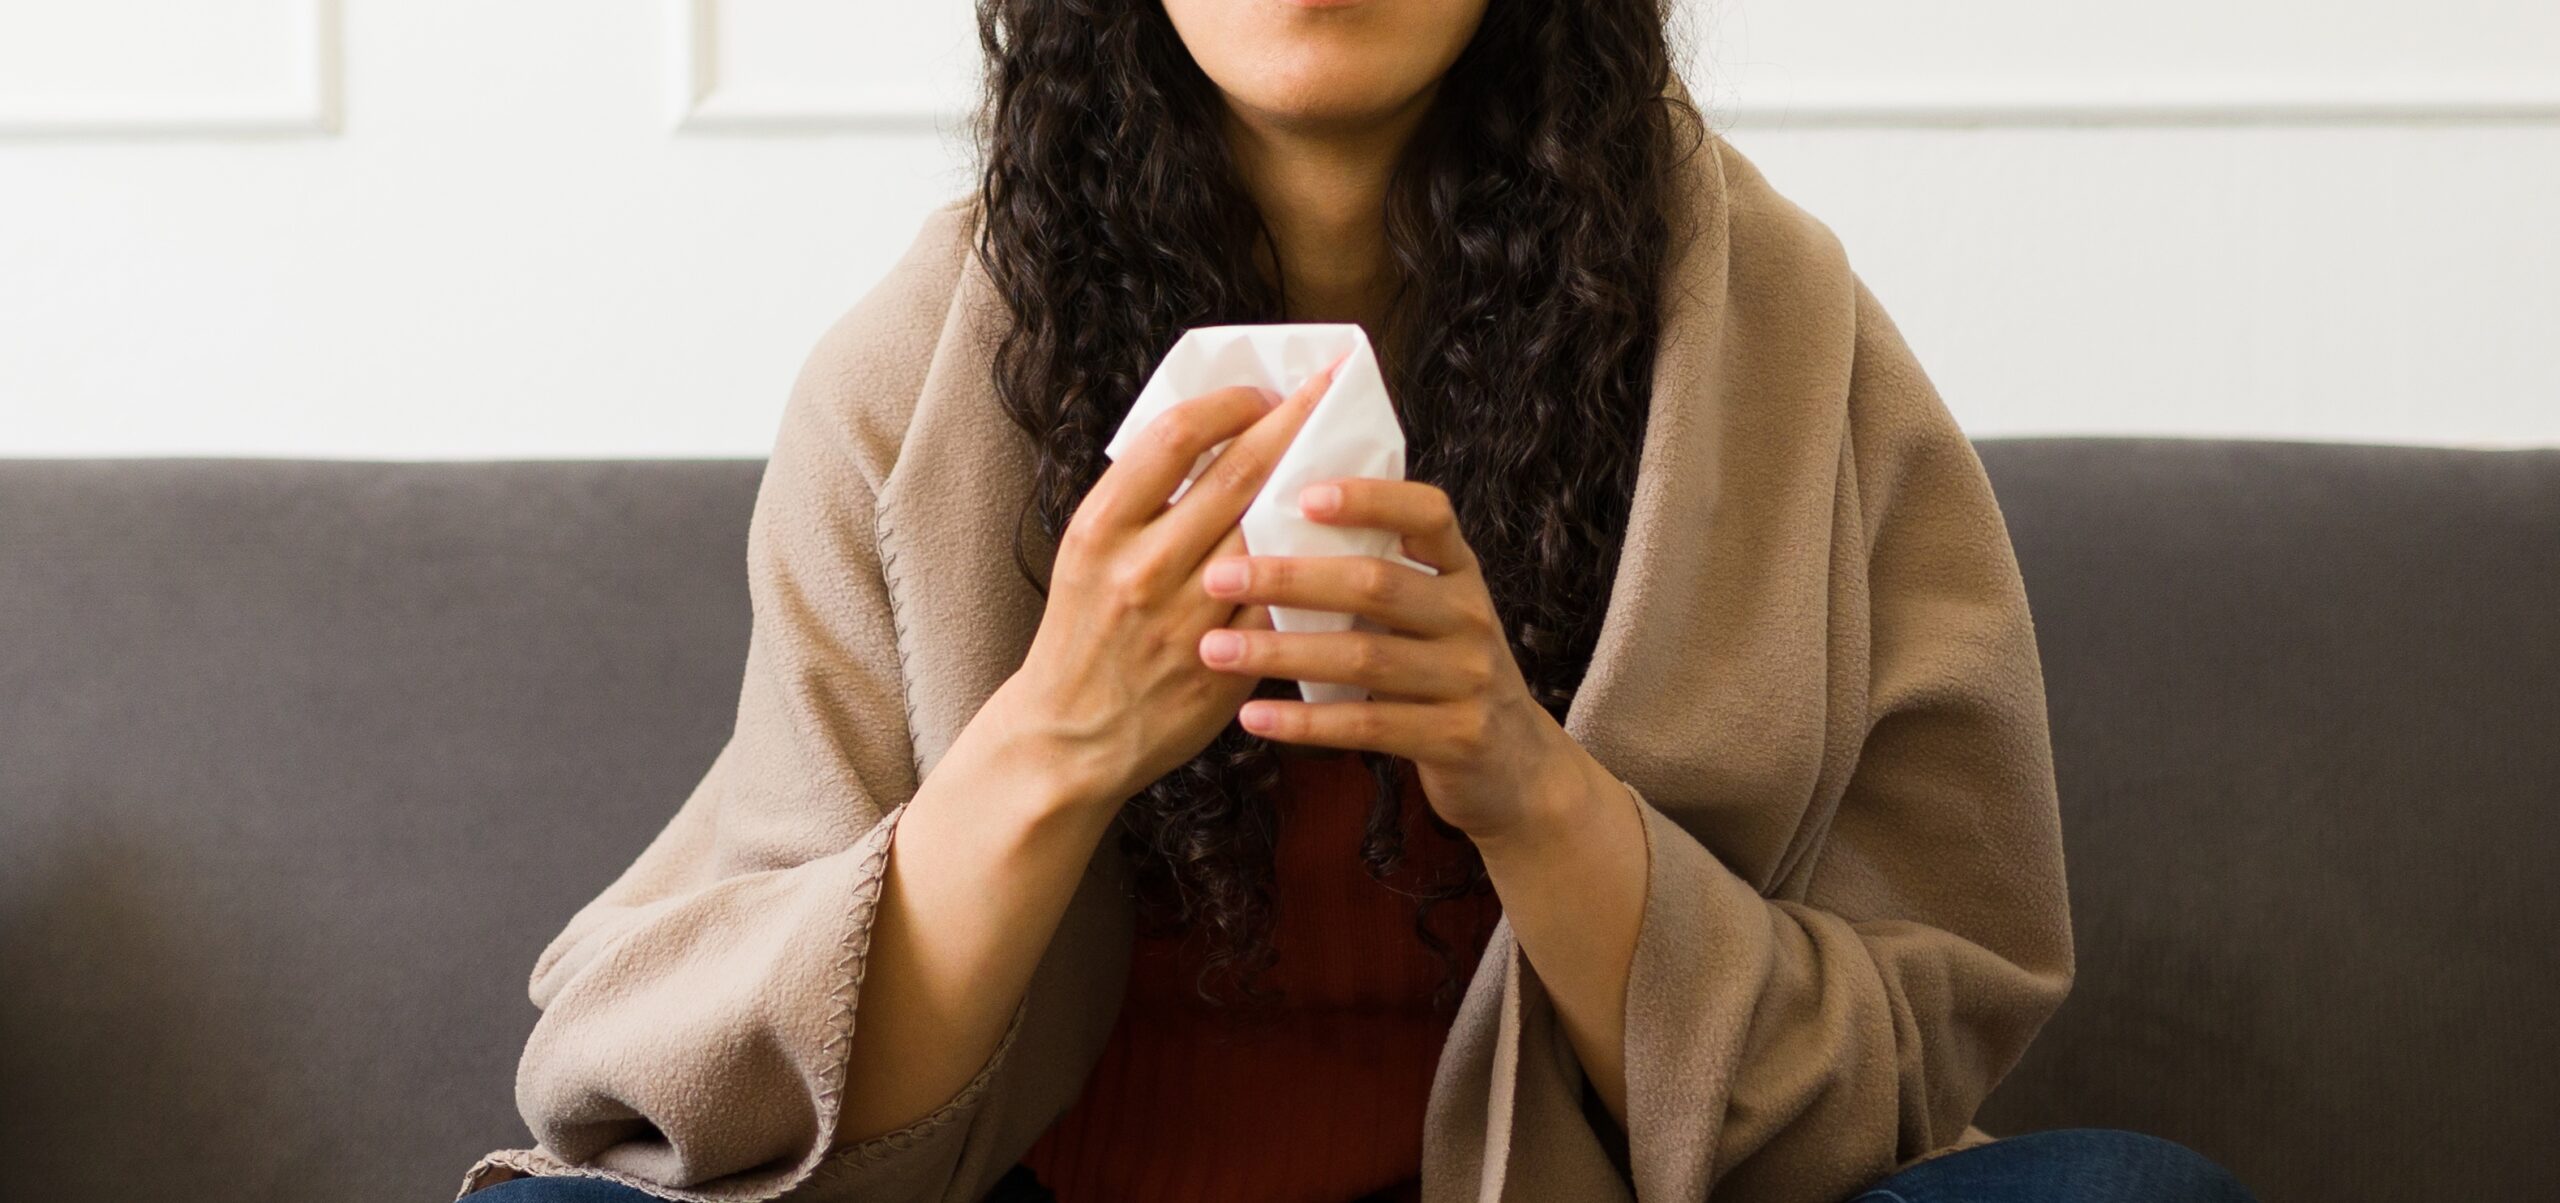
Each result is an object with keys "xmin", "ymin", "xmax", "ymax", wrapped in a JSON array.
[{"xmin": 459, "ymin": 1, "xmax": 2252, "ymax": 1201}]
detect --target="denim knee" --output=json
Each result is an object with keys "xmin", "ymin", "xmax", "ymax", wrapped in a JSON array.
[
  {"xmin": 1850, "ymin": 1127, "xmax": 2256, "ymax": 1203},
  {"xmin": 468, "ymin": 1176, "xmax": 667, "ymax": 1203}
]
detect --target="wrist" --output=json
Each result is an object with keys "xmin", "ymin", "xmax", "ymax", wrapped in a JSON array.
[
  {"xmin": 1467, "ymin": 728, "xmax": 1626, "ymax": 857},
  {"xmin": 946, "ymin": 680, "xmax": 1119, "ymax": 832}
]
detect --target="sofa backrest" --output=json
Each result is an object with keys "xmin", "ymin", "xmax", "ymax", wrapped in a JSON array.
[
  {"xmin": 2, "ymin": 440, "xmax": 2552, "ymax": 1202},
  {"xmin": 1970, "ymin": 439, "xmax": 2559, "ymax": 1201}
]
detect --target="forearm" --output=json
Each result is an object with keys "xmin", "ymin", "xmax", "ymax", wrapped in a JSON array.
[
  {"xmin": 834, "ymin": 694, "xmax": 1118, "ymax": 1143},
  {"xmin": 1471, "ymin": 747, "xmax": 1650, "ymax": 1128}
]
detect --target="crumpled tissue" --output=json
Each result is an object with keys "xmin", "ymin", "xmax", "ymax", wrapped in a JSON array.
[{"xmin": 1104, "ymin": 322, "xmax": 1437, "ymax": 704}]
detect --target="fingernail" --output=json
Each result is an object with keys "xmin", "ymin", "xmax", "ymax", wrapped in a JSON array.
[
  {"xmin": 1256, "ymin": 387, "xmax": 1283, "ymax": 409},
  {"xmin": 1204, "ymin": 559, "xmax": 1248, "ymax": 595},
  {"xmin": 1300, "ymin": 483, "xmax": 1342, "ymax": 516},
  {"xmin": 1200, "ymin": 630, "xmax": 1243, "ymax": 665},
  {"xmin": 1239, "ymin": 703, "xmax": 1276, "ymax": 733}
]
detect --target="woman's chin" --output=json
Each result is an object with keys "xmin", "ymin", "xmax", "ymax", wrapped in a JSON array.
[
  {"xmin": 1171, "ymin": 0, "xmax": 1479, "ymax": 134},
  {"xmin": 1222, "ymin": 71, "xmax": 1436, "ymax": 135}
]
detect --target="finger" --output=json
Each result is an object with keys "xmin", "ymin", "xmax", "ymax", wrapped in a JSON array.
[
  {"xmin": 1189, "ymin": 525, "xmax": 1255, "ymax": 624},
  {"xmin": 1294, "ymin": 478, "xmax": 1475, "ymax": 575},
  {"xmin": 1144, "ymin": 353, "xmax": 1345, "ymax": 559},
  {"xmin": 1081, "ymin": 385, "xmax": 1280, "ymax": 532},
  {"xmin": 1235, "ymin": 698, "xmax": 1441, "ymax": 756},
  {"xmin": 1199, "ymin": 554, "xmax": 1474, "ymax": 635},
  {"xmin": 1196, "ymin": 628, "xmax": 1487, "ymax": 700}
]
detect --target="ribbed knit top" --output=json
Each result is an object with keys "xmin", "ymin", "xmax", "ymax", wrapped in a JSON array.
[{"xmin": 1019, "ymin": 748, "xmax": 1504, "ymax": 1202}]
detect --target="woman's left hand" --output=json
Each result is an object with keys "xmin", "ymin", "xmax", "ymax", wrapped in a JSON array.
[{"xmin": 1195, "ymin": 477, "xmax": 1608, "ymax": 842}]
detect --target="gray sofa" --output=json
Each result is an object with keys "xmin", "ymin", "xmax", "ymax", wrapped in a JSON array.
[{"xmin": 3, "ymin": 439, "xmax": 2553, "ymax": 1203}]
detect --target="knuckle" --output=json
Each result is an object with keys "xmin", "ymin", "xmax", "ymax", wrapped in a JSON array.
[
  {"xmin": 1147, "ymin": 412, "xmax": 1206, "ymax": 454},
  {"xmin": 1345, "ymin": 637, "xmax": 1385, "ymax": 679},
  {"xmin": 1205, "ymin": 384, "xmax": 1265, "ymax": 410},
  {"xmin": 1102, "ymin": 558, "xmax": 1155, "ymax": 608},
  {"xmin": 1358, "ymin": 560, "xmax": 1400, "ymax": 605},
  {"xmin": 1197, "ymin": 450, "xmax": 1263, "ymax": 497},
  {"xmin": 1449, "ymin": 706, "xmax": 1493, "ymax": 755},
  {"xmin": 1060, "ymin": 508, "xmax": 1108, "ymax": 552}
]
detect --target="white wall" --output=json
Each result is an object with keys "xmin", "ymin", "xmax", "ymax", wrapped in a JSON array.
[{"xmin": 1, "ymin": 0, "xmax": 2553, "ymax": 458}]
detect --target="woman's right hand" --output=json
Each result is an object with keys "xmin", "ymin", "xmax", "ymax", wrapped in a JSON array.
[{"xmin": 976, "ymin": 358, "xmax": 1342, "ymax": 814}]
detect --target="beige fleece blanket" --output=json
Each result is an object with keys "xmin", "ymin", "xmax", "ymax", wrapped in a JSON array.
[{"xmin": 458, "ymin": 97, "xmax": 2073, "ymax": 1203}]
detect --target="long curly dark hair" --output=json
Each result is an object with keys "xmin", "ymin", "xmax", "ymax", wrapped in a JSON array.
[{"xmin": 969, "ymin": 0, "xmax": 1703, "ymax": 1006}]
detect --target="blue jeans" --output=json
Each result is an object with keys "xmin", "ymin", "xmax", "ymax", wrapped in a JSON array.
[
  {"xmin": 1851, "ymin": 1128, "xmax": 2256, "ymax": 1203},
  {"xmin": 466, "ymin": 1128, "xmax": 2254, "ymax": 1203}
]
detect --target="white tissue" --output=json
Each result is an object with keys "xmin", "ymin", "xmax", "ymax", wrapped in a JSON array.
[{"xmin": 1104, "ymin": 322, "xmax": 1438, "ymax": 704}]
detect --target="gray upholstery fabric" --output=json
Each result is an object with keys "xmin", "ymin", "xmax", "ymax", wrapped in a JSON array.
[
  {"xmin": 1968, "ymin": 439, "xmax": 2559, "ymax": 1199},
  {"xmin": 0, "ymin": 440, "xmax": 2551, "ymax": 1203},
  {"xmin": 0, "ymin": 459, "xmax": 763, "ymax": 1203}
]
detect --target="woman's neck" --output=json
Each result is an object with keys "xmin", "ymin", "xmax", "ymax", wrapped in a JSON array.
[{"xmin": 1218, "ymin": 89, "xmax": 1435, "ymax": 332}]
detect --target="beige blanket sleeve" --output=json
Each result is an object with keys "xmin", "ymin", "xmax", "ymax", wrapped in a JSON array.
[{"xmin": 460, "ymin": 108, "xmax": 2073, "ymax": 1203}]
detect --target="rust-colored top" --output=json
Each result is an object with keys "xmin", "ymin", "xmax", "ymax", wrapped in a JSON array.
[{"xmin": 1021, "ymin": 750, "xmax": 1503, "ymax": 1203}]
